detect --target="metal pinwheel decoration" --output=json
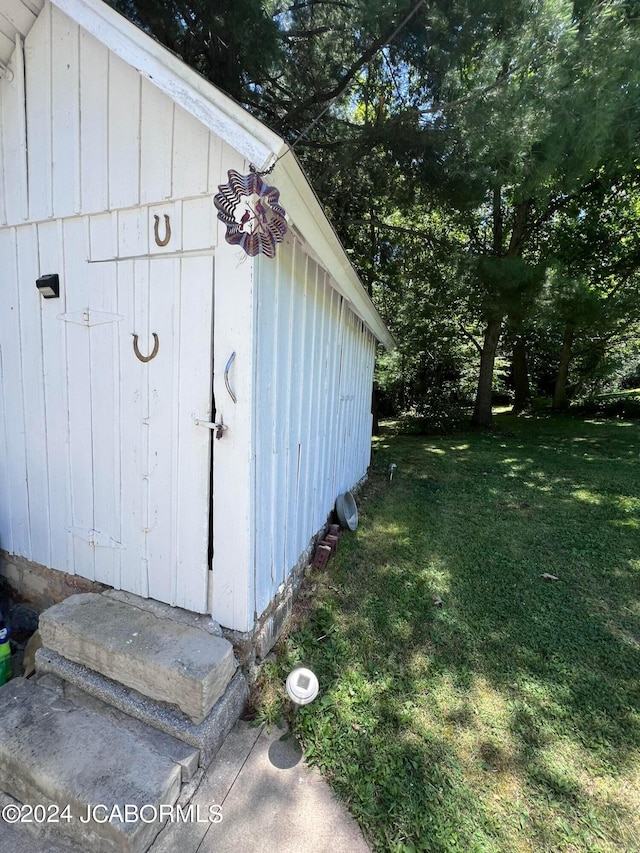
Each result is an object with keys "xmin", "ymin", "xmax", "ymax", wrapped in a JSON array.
[{"xmin": 214, "ymin": 169, "xmax": 288, "ymax": 258}]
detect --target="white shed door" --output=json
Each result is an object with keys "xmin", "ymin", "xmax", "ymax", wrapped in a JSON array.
[{"xmin": 69, "ymin": 256, "xmax": 214, "ymax": 612}]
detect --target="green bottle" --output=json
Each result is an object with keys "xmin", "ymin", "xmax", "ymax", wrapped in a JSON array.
[{"xmin": 0, "ymin": 623, "xmax": 11, "ymax": 686}]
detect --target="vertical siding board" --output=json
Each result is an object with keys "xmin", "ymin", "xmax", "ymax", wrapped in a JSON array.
[
  {"xmin": 292, "ymin": 253, "xmax": 311, "ymax": 561},
  {"xmin": 118, "ymin": 207, "xmax": 148, "ymax": 258},
  {"xmin": 354, "ymin": 326, "xmax": 367, "ymax": 481},
  {"xmin": 347, "ymin": 315, "xmax": 360, "ymax": 488},
  {"xmin": 80, "ymin": 31, "xmax": 109, "ymax": 213},
  {"xmin": 174, "ymin": 255, "xmax": 213, "ymax": 612},
  {"xmin": 88, "ymin": 258, "xmax": 122, "ymax": 588},
  {"xmin": 211, "ymin": 230, "xmax": 255, "ymax": 631},
  {"xmin": 182, "ymin": 197, "xmax": 217, "ymax": 251},
  {"xmin": 299, "ymin": 258, "xmax": 318, "ymax": 554},
  {"xmin": 356, "ymin": 327, "xmax": 370, "ymax": 481},
  {"xmin": 339, "ymin": 308, "xmax": 351, "ymax": 487},
  {"xmin": 332, "ymin": 303, "xmax": 346, "ymax": 496},
  {"xmin": 363, "ymin": 332, "xmax": 376, "ymax": 472},
  {"xmin": 358, "ymin": 327, "xmax": 369, "ymax": 478},
  {"xmin": 310, "ymin": 270, "xmax": 328, "ymax": 532},
  {"xmin": 0, "ymin": 228, "xmax": 30, "ymax": 556},
  {"xmin": 275, "ymin": 238, "xmax": 294, "ymax": 584},
  {"xmin": 253, "ymin": 253, "xmax": 278, "ymax": 615},
  {"xmin": 349, "ymin": 318, "xmax": 362, "ymax": 485},
  {"xmin": 0, "ymin": 334, "xmax": 10, "ymax": 550},
  {"xmin": 0, "ymin": 86, "xmax": 6, "ymax": 225},
  {"xmin": 307, "ymin": 272, "xmax": 323, "ymax": 533},
  {"xmin": 207, "ymin": 135, "xmax": 224, "ymax": 195},
  {"xmin": 286, "ymin": 241, "xmax": 306, "ymax": 571},
  {"xmin": 146, "ymin": 258, "xmax": 178, "ymax": 605},
  {"xmin": 25, "ymin": 4, "xmax": 52, "ymax": 222},
  {"xmin": 118, "ymin": 259, "xmax": 148, "ymax": 598},
  {"xmin": 37, "ymin": 220, "xmax": 73, "ymax": 573},
  {"xmin": 108, "ymin": 53, "xmax": 140, "ymax": 210},
  {"xmin": 3, "ymin": 36, "xmax": 28, "ymax": 223},
  {"xmin": 15, "ymin": 226, "xmax": 49, "ymax": 565},
  {"xmin": 323, "ymin": 290, "xmax": 343, "ymax": 511},
  {"xmin": 172, "ymin": 104, "xmax": 210, "ymax": 199},
  {"xmin": 140, "ymin": 78, "xmax": 174, "ymax": 204},
  {"xmin": 51, "ymin": 11, "xmax": 80, "ymax": 217},
  {"xmin": 89, "ymin": 211, "xmax": 117, "ymax": 262},
  {"xmin": 62, "ymin": 217, "xmax": 95, "ymax": 579}
]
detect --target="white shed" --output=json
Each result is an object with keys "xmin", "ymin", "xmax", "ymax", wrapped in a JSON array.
[{"xmin": 0, "ymin": 0, "xmax": 392, "ymax": 633}]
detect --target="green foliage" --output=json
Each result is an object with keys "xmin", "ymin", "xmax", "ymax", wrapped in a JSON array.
[
  {"xmin": 253, "ymin": 414, "xmax": 640, "ymax": 852},
  {"xmin": 108, "ymin": 0, "xmax": 640, "ymax": 420},
  {"xmin": 107, "ymin": 0, "xmax": 281, "ymax": 102}
]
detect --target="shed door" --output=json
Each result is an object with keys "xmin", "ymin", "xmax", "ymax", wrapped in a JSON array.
[{"xmin": 69, "ymin": 256, "xmax": 214, "ymax": 612}]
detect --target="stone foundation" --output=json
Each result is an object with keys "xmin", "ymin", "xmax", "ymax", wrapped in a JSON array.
[{"xmin": 0, "ymin": 551, "xmax": 109, "ymax": 610}]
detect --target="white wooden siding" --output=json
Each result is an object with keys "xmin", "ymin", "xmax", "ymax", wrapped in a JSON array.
[
  {"xmin": 0, "ymin": 3, "xmax": 232, "ymax": 228},
  {"xmin": 0, "ymin": 0, "xmax": 383, "ymax": 631},
  {"xmin": 0, "ymin": 4, "xmax": 243, "ymax": 613},
  {"xmin": 0, "ymin": 216, "xmax": 216, "ymax": 611},
  {"xmin": 252, "ymin": 236, "xmax": 376, "ymax": 618}
]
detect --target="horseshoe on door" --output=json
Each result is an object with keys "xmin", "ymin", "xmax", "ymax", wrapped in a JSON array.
[
  {"xmin": 133, "ymin": 332, "xmax": 159, "ymax": 363},
  {"xmin": 153, "ymin": 214, "xmax": 171, "ymax": 247}
]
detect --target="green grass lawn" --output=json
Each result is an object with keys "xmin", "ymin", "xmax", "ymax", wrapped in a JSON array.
[{"xmin": 253, "ymin": 414, "xmax": 640, "ymax": 852}]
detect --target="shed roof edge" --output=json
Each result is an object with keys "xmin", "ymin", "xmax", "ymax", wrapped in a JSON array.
[{"xmin": 48, "ymin": 0, "xmax": 394, "ymax": 347}]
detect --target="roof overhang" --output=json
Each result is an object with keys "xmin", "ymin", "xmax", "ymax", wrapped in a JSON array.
[{"xmin": 2, "ymin": 0, "xmax": 394, "ymax": 347}]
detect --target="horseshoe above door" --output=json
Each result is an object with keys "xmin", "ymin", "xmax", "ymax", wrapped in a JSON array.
[
  {"xmin": 153, "ymin": 214, "xmax": 171, "ymax": 247},
  {"xmin": 133, "ymin": 332, "xmax": 159, "ymax": 362}
]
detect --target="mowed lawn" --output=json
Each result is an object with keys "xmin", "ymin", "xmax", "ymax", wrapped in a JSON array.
[{"xmin": 254, "ymin": 414, "xmax": 640, "ymax": 852}]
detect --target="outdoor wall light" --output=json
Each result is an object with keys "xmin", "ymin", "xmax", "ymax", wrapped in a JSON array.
[
  {"xmin": 286, "ymin": 667, "xmax": 319, "ymax": 706},
  {"xmin": 36, "ymin": 274, "xmax": 60, "ymax": 299}
]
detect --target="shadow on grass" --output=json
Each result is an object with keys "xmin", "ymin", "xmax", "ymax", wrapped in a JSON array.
[{"xmin": 280, "ymin": 414, "xmax": 640, "ymax": 852}]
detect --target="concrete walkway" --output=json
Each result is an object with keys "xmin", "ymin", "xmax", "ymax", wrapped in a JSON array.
[
  {"xmin": 151, "ymin": 720, "xmax": 370, "ymax": 853},
  {"xmin": 1, "ymin": 720, "xmax": 370, "ymax": 853}
]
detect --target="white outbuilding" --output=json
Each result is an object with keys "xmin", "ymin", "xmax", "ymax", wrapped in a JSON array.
[{"xmin": 0, "ymin": 0, "xmax": 392, "ymax": 633}]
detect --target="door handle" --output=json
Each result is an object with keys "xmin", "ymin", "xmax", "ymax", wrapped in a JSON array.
[{"xmin": 224, "ymin": 352, "xmax": 237, "ymax": 404}]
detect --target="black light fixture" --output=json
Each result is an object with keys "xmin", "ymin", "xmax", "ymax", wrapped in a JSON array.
[{"xmin": 36, "ymin": 274, "xmax": 60, "ymax": 299}]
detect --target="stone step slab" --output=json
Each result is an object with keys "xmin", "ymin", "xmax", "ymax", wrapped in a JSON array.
[
  {"xmin": 1, "ymin": 791, "xmax": 87, "ymax": 852},
  {"xmin": 34, "ymin": 671, "xmax": 200, "ymax": 783},
  {"xmin": 35, "ymin": 648, "xmax": 249, "ymax": 769},
  {"xmin": 0, "ymin": 678, "xmax": 183, "ymax": 853},
  {"xmin": 39, "ymin": 593, "xmax": 236, "ymax": 724}
]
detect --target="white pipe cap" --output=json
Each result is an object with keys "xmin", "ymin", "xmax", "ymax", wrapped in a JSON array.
[{"xmin": 286, "ymin": 667, "xmax": 319, "ymax": 705}]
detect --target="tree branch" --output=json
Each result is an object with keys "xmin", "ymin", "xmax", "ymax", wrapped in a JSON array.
[
  {"xmin": 282, "ymin": 0, "xmax": 425, "ymax": 125},
  {"xmin": 457, "ymin": 323, "xmax": 483, "ymax": 355},
  {"xmin": 286, "ymin": 0, "xmax": 355, "ymax": 10}
]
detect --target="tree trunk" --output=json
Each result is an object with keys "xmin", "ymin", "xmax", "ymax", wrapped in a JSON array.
[
  {"xmin": 552, "ymin": 323, "xmax": 575, "ymax": 411},
  {"xmin": 472, "ymin": 317, "xmax": 503, "ymax": 427},
  {"xmin": 512, "ymin": 335, "xmax": 530, "ymax": 413}
]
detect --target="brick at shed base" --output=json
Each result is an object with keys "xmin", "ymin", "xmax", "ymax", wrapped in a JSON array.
[
  {"xmin": 325, "ymin": 534, "xmax": 339, "ymax": 554},
  {"xmin": 312, "ymin": 544, "xmax": 332, "ymax": 571}
]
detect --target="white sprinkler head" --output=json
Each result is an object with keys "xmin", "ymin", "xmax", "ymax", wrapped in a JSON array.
[{"xmin": 286, "ymin": 667, "xmax": 319, "ymax": 705}]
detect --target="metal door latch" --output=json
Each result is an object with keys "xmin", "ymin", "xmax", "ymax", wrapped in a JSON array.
[{"xmin": 194, "ymin": 418, "xmax": 227, "ymax": 439}]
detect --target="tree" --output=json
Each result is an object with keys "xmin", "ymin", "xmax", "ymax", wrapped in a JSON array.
[
  {"xmin": 429, "ymin": 0, "xmax": 640, "ymax": 425},
  {"xmin": 107, "ymin": 1, "xmax": 640, "ymax": 426},
  {"xmin": 538, "ymin": 175, "xmax": 640, "ymax": 408}
]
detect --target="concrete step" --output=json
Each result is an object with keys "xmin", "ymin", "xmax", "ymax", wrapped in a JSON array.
[
  {"xmin": 39, "ymin": 593, "xmax": 237, "ymax": 725},
  {"xmin": 35, "ymin": 648, "xmax": 249, "ymax": 769},
  {"xmin": 0, "ymin": 678, "xmax": 190, "ymax": 853}
]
